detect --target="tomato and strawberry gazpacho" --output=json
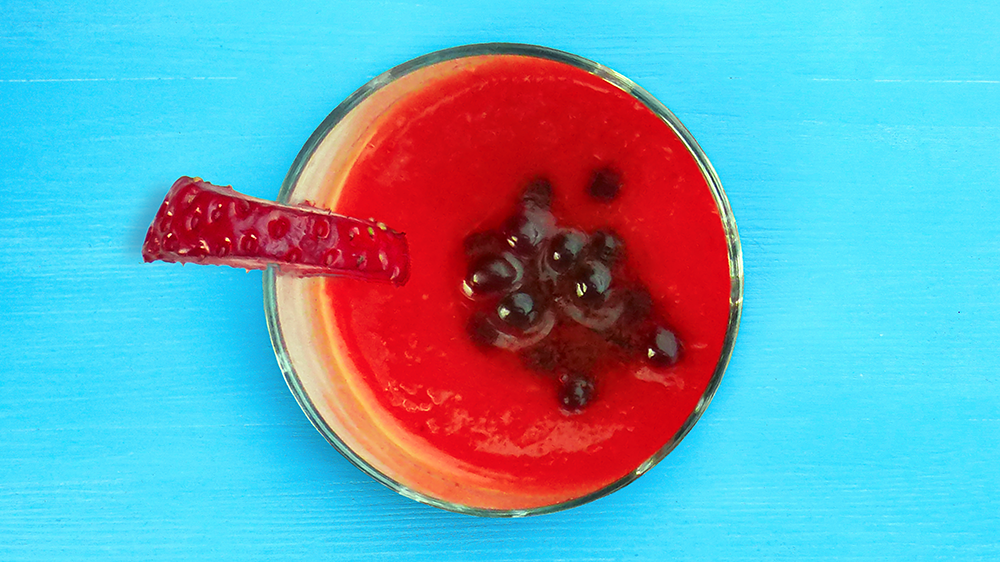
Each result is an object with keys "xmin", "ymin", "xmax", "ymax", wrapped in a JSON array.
[{"xmin": 268, "ymin": 45, "xmax": 742, "ymax": 514}]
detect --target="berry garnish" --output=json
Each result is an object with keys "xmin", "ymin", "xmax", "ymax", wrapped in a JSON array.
[
  {"xmin": 472, "ymin": 307, "xmax": 556, "ymax": 351},
  {"xmin": 646, "ymin": 325, "xmax": 681, "ymax": 366},
  {"xmin": 570, "ymin": 260, "xmax": 614, "ymax": 306},
  {"xmin": 560, "ymin": 292, "xmax": 625, "ymax": 332},
  {"xmin": 463, "ymin": 253, "xmax": 522, "ymax": 298},
  {"xmin": 546, "ymin": 230, "xmax": 587, "ymax": 274},
  {"xmin": 587, "ymin": 167, "xmax": 622, "ymax": 202},
  {"xmin": 520, "ymin": 178, "xmax": 553, "ymax": 211},
  {"xmin": 558, "ymin": 372, "xmax": 595, "ymax": 413},
  {"xmin": 461, "ymin": 171, "xmax": 682, "ymax": 412},
  {"xmin": 463, "ymin": 231, "xmax": 503, "ymax": 256},
  {"xmin": 142, "ymin": 177, "xmax": 409, "ymax": 285},
  {"xmin": 496, "ymin": 291, "xmax": 545, "ymax": 331},
  {"xmin": 587, "ymin": 230, "xmax": 623, "ymax": 266},
  {"xmin": 503, "ymin": 212, "xmax": 553, "ymax": 257}
]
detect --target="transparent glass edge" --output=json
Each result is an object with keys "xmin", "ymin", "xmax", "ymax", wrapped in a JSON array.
[{"xmin": 265, "ymin": 42, "xmax": 744, "ymax": 517}]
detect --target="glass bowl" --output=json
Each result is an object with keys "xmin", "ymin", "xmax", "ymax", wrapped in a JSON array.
[{"xmin": 263, "ymin": 43, "xmax": 743, "ymax": 517}]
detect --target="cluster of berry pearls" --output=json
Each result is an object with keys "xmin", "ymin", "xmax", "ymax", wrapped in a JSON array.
[{"xmin": 463, "ymin": 169, "xmax": 681, "ymax": 413}]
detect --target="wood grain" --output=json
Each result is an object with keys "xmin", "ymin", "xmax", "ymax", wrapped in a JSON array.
[{"xmin": 1, "ymin": 0, "xmax": 998, "ymax": 559}]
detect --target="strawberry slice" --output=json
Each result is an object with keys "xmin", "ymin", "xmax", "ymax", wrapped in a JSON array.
[{"xmin": 142, "ymin": 177, "xmax": 410, "ymax": 285}]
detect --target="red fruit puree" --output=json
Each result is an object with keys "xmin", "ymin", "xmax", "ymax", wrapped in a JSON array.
[{"xmin": 275, "ymin": 53, "xmax": 734, "ymax": 511}]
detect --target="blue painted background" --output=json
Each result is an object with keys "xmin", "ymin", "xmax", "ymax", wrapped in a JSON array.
[{"xmin": 2, "ymin": 1, "xmax": 998, "ymax": 559}]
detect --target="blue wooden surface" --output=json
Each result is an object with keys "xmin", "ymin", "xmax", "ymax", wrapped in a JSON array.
[{"xmin": 2, "ymin": 0, "xmax": 998, "ymax": 559}]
